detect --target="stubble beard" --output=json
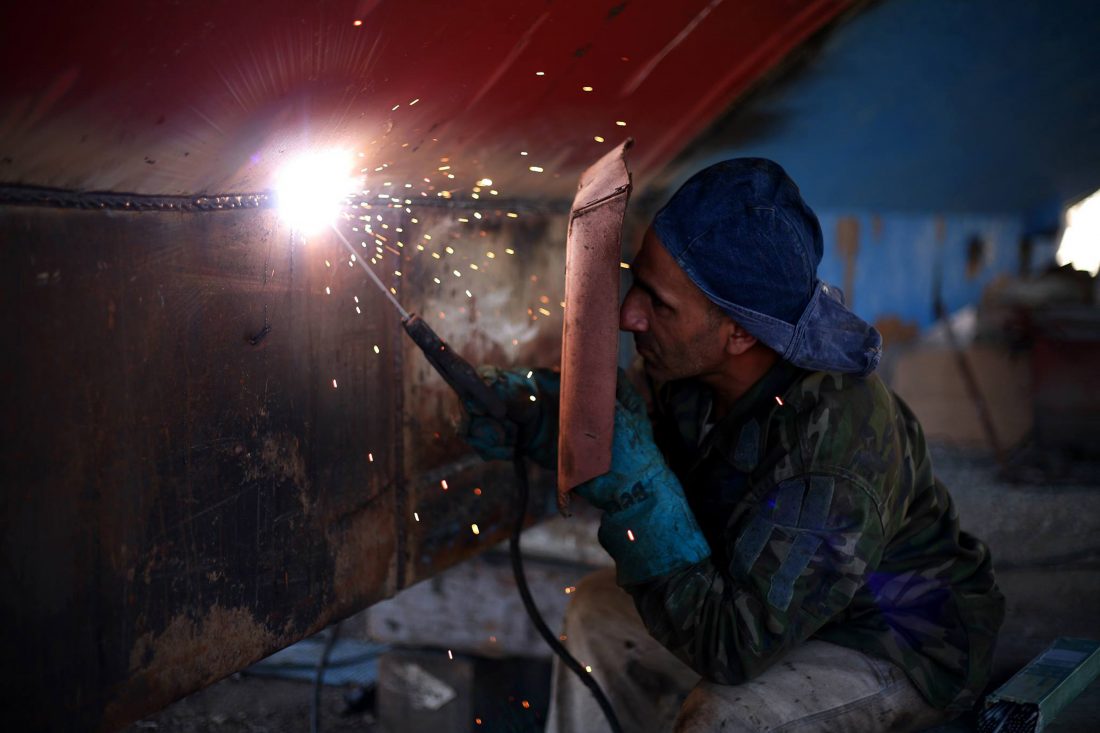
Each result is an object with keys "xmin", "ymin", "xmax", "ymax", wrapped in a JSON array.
[{"xmin": 637, "ymin": 326, "xmax": 719, "ymax": 384}]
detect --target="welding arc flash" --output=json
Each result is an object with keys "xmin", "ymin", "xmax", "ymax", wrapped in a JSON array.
[{"xmin": 275, "ymin": 150, "xmax": 358, "ymax": 234}]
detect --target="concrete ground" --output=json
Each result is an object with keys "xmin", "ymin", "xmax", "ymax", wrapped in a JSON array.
[{"xmin": 125, "ymin": 441, "xmax": 1100, "ymax": 732}]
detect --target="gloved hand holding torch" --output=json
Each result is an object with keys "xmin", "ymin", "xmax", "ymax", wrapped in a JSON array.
[{"xmin": 462, "ymin": 371, "xmax": 710, "ymax": 586}]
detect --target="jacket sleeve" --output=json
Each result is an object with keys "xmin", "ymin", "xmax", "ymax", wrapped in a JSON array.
[{"xmin": 626, "ymin": 471, "xmax": 886, "ymax": 684}]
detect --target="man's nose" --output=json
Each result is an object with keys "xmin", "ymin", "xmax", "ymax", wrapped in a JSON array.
[{"xmin": 619, "ymin": 287, "xmax": 649, "ymax": 333}]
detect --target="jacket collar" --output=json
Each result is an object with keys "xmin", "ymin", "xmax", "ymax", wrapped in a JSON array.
[{"xmin": 659, "ymin": 359, "xmax": 804, "ymax": 474}]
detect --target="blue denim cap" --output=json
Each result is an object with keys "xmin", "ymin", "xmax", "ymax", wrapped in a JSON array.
[{"xmin": 652, "ymin": 158, "xmax": 882, "ymax": 376}]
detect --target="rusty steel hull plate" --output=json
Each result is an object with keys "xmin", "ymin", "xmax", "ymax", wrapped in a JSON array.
[{"xmin": 0, "ymin": 202, "xmax": 561, "ymax": 731}]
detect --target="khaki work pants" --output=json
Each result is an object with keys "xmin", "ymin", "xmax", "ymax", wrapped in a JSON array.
[{"xmin": 547, "ymin": 568, "xmax": 954, "ymax": 733}]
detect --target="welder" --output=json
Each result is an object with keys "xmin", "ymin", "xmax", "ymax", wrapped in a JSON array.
[{"xmin": 464, "ymin": 159, "xmax": 1005, "ymax": 732}]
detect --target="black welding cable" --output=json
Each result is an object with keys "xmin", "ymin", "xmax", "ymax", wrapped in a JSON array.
[
  {"xmin": 310, "ymin": 620, "xmax": 342, "ymax": 733},
  {"xmin": 510, "ymin": 456, "xmax": 624, "ymax": 733}
]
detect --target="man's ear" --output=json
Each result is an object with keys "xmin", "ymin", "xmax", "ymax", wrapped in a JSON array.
[{"xmin": 724, "ymin": 321, "xmax": 758, "ymax": 356}]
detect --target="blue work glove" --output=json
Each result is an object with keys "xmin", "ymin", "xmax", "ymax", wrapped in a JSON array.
[
  {"xmin": 574, "ymin": 377, "xmax": 711, "ymax": 586},
  {"xmin": 462, "ymin": 367, "xmax": 560, "ymax": 470}
]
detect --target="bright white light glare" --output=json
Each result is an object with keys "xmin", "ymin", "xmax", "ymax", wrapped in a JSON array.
[
  {"xmin": 1057, "ymin": 189, "xmax": 1100, "ymax": 276},
  {"xmin": 275, "ymin": 150, "xmax": 358, "ymax": 234}
]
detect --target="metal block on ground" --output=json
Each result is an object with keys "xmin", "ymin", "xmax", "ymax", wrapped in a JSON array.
[{"xmin": 379, "ymin": 649, "xmax": 475, "ymax": 733}]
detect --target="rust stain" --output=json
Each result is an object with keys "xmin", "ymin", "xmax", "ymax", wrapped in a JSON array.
[
  {"xmin": 835, "ymin": 216, "xmax": 859, "ymax": 308},
  {"xmin": 329, "ymin": 498, "xmax": 399, "ymax": 608},
  {"xmin": 243, "ymin": 433, "xmax": 311, "ymax": 515},
  {"xmin": 872, "ymin": 314, "xmax": 919, "ymax": 349},
  {"xmin": 107, "ymin": 606, "xmax": 278, "ymax": 730}
]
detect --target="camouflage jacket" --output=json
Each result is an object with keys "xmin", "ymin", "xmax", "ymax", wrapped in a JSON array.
[{"xmin": 632, "ymin": 360, "xmax": 1005, "ymax": 711}]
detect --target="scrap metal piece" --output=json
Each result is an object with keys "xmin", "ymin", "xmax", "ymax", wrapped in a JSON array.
[{"xmin": 557, "ymin": 139, "xmax": 634, "ymax": 511}]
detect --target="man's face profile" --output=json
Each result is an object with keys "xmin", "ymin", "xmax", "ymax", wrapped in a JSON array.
[{"xmin": 619, "ymin": 229, "xmax": 732, "ymax": 384}]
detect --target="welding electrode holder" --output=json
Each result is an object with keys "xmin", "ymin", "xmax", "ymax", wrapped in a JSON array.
[{"xmin": 402, "ymin": 314, "xmax": 507, "ymax": 420}]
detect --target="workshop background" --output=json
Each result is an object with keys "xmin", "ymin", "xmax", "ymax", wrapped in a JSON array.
[{"xmin": 1, "ymin": 0, "xmax": 1098, "ymax": 731}]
